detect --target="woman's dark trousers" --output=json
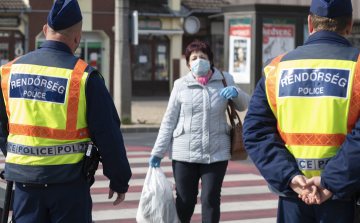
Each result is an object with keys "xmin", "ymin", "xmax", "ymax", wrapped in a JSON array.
[{"xmin": 172, "ymin": 160, "xmax": 228, "ymax": 223}]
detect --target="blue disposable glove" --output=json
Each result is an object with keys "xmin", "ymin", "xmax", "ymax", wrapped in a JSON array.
[
  {"xmin": 220, "ymin": 86, "xmax": 238, "ymax": 99},
  {"xmin": 149, "ymin": 155, "xmax": 161, "ymax": 168}
]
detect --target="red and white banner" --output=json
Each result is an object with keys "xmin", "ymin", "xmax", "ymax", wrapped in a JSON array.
[
  {"xmin": 230, "ymin": 26, "xmax": 251, "ymax": 38},
  {"xmin": 263, "ymin": 26, "xmax": 294, "ymax": 38}
]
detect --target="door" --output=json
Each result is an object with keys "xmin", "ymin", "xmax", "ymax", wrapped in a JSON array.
[{"xmin": 131, "ymin": 35, "xmax": 170, "ymax": 96}]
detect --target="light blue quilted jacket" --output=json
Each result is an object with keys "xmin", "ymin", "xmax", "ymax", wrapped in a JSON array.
[{"xmin": 151, "ymin": 68, "xmax": 250, "ymax": 163}]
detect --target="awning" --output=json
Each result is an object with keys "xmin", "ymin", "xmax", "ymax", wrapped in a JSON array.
[
  {"xmin": 208, "ymin": 13, "xmax": 224, "ymax": 19},
  {"xmin": 138, "ymin": 29, "xmax": 184, "ymax": 35}
]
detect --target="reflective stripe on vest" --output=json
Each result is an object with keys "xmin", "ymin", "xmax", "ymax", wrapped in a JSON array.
[
  {"xmin": 264, "ymin": 53, "xmax": 286, "ymax": 116},
  {"xmin": 1, "ymin": 57, "xmax": 21, "ymax": 117},
  {"xmin": 264, "ymin": 54, "xmax": 360, "ymax": 178},
  {"xmin": 347, "ymin": 54, "xmax": 360, "ymax": 133},
  {"xmin": 1, "ymin": 59, "xmax": 90, "ymax": 140},
  {"xmin": 7, "ymin": 142, "xmax": 89, "ymax": 156}
]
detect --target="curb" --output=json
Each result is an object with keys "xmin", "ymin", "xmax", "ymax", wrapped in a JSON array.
[{"xmin": 120, "ymin": 125, "xmax": 160, "ymax": 133}]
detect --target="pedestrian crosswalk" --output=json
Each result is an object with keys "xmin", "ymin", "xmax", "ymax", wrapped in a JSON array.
[
  {"xmin": 91, "ymin": 146, "xmax": 279, "ymax": 222},
  {"xmin": 0, "ymin": 147, "xmax": 279, "ymax": 222}
]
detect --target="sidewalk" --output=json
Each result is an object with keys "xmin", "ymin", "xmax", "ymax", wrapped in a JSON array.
[
  {"xmin": 120, "ymin": 97, "xmax": 168, "ymax": 133},
  {"xmin": 120, "ymin": 96, "xmax": 247, "ymax": 133}
]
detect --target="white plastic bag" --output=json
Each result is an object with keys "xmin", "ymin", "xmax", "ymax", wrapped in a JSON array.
[{"xmin": 136, "ymin": 167, "xmax": 178, "ymax": 223}]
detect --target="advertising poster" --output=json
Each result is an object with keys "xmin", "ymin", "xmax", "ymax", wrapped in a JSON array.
[
  {"xmin": 263, "ymin": 19, "xmax": 296, "ymax": 67},
  {"xmin": 228, "ymin": 18, "xmax": 251, "ymax": 84}
]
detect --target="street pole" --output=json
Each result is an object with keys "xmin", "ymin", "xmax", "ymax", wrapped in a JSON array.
[{"xmin": 114, "ymin": 0, "xmax": 132, "ymax": 123}]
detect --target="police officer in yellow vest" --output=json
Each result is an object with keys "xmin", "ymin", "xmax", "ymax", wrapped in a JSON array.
[
  {"xmin": 0, "ymin": 0, "xmax": 132, "ymax": 222},
  {"xmin": 243, "ymin": 0, "xmax": 360, "ymax": 222}
]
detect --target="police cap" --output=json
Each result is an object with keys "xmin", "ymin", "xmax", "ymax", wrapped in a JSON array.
[
  {"xmin": 310, "ymin": 0, "xmax": 352, "ymax": 18},
  {"xmin": 47, "ymin": 0, "xmax": 82, "ymax": 31}
]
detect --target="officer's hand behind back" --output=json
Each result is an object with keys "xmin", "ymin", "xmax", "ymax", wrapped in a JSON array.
[
  {"xmin": 149, "ymin": 155, "xmax": 161, "ymax": 168},
  {"xmin": 220, "ymin": 87, "xmax": 238, "ymax": 99}
]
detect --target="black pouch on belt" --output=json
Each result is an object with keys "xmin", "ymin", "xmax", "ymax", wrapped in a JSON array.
[
  {"xmin": 354, "ymin": 191, "xmax": 360, "ymax": 223},
  {"xmin": 82, "ymin": 142, "xmax": 102, "ymax": 182}
]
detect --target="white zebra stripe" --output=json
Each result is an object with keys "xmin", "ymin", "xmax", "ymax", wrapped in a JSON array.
[
  {"xmin": 220, "ymin": 218, "xmax": 277, "ymax": 223},
  {"xmin": 91, "ymin": 185, "xmax": 271, "ymax": 203},
  {"xmin": 92, "ymin": 174, "xmax": 264, "ymax": 188},
  {"xmin": 95, "ymin": 166, "xmax": 174, "ymax": 175},
  {"xmin": 91, "ymin": 200, "xmax": 278, "ymax": 221}
]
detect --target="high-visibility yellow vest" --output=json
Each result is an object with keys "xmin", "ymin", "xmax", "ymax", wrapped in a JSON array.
[
  {"xmin": 0, "ymin": 53, "xmax": 94, "ymax": 183},
  {"xmin": 264, "ymin": 53, "xmax": 360, "ymax": 178}
]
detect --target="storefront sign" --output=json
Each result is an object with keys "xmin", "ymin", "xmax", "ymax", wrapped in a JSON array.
[
  {"xmin": 138, "ymin": 20, "xmax": 162, "ymax": 30},
  {"xmin": 262, "ymin": 19, "xmax": 296, "ymax": 67},
  {"xmin": 228, "ymin": 18, "xmax": 251, "ymax": 84},
  {"xmin": 0, "ymin": 17, "xmax": 19, "ymax": 27}
]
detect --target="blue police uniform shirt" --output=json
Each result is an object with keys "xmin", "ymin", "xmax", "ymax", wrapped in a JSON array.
[
  {"xmin": 243, "ymin": 31, "xmax": 360, "ymax": 199},
  {"xmin": 0, "ymin": 40, "xmax": 132, "ymax": 193}
]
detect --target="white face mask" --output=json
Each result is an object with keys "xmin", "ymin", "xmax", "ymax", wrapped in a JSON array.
[{"xmin": 190, "ymin": 58, "xmax": 210, "ymax": 77}]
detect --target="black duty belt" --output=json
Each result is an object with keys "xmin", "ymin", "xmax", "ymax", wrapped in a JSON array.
[{"xmin": 22, "ymin": 183, "xmax": 49, "ymax": 188}]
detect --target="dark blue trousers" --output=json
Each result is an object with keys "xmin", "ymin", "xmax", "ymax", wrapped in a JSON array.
[
  {"xmin": 277, "ymin": 196, "xmax": 355, "ymax": 223},
  {"xmin": 12, "ymin": 174, "xmax": 92, "ymax": 223},
  {"xmin": 172, "ymin": 160, "xmax": 228, "ymax": 223}
]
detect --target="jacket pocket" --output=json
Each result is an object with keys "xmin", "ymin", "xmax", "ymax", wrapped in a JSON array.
[{"xmin": 173, "ymin": 118, "xmax": 184, "ymax": 138}]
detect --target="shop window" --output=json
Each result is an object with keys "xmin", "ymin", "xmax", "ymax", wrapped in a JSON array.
[
  {"xmin": 38, "ymin": 41, "xmax": 103, "ymax": 74},
  {"xmin": 131, "ymin": 35, "xmax": 170, "ymax": 96},
  {"xmin": 0, "ymin": 43, "xmax": 9, "ymax": 66},
  {"xmin": 349, "ymin": 24, "xmax": 360, "ymax": 49},
  {"xmin": 349, "ymin": 36, "xmax": 360, "ymax": 49},
  {"xmin": 0, "ymin": 30, "xmax": 24, "ymax": 65},
  {"xmin": 155, "ymin": 43, "xmax": 169, "ymax": 81},
  {"xmin": 132, "ymin": 35, "xmax": 169, "ymax": 81},
  {"xmin": 75, "ymin": 42, "xmax": 102, "ymax": 73},
  {"xmin": 133, "ymin": 44, "xmax": 152, "ymax": 81},
  {"xmin": 212, "ymin": 35, "xmax": 224, "ymax": 72}
]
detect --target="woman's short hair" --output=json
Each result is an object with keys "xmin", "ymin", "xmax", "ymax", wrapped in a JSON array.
[{"xmin": 185, "ymin": 40, "xmax": 214, "ymax": 68}]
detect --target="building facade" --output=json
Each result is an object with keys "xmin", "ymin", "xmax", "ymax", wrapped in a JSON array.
[
  {"xmin": 130, "ymin": 0, "xmax": 228, "ymax": 96},
  {"xmin": 29, "ymin": 0, "xmax": 114, "ymax": 95},
  {"xmin": 227, "ymin": 0, "xmax": 360, "ymax": 20},
  {"xmin": 0, "ymin": 0, "xmax": 30, "ymax": 66},
  {"xmin": 0, "ymin": 0, "xmax": 228, "ymax": 97}
]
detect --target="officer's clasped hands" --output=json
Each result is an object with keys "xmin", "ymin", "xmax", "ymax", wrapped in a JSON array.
[
  {"xmin": 149, "ymin": 155, "xmax": 161, "ymax": 168},
  {"xmin": 220, "ymin": 87, "xmax": 238, "ymax": 99},
  {"xmin": 290, "ymin": 175, "xmax": 333, "ymax": 205}
]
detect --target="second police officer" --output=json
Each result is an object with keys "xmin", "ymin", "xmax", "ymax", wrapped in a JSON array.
[{"xmin": 243, "ymin": 0, "xmax": 360, "ymax": 222}]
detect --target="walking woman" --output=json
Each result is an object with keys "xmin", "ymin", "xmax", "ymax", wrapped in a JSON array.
[{"xmin": 149, "ymin": 40, "xmax": 250, "ymax": 223}]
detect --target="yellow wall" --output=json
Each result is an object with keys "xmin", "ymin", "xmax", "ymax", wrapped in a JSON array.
[
  {"xmin": 0, "ymin": 13, "xmax": 27, "ymax": 36},
  {"xmin": 168, "ymin": 18, "xmax": 183, "ymax": 90},
  {"xmin": 168, "ymin": 0, "xmax": 181, "ymax": 11},
  {"xmin": 78, "ymin": 0, "xmax": 92, "ymax": 31},
  {"xmin": 23, "ymin": 0, "xmax": 30, "ymax": 7}
]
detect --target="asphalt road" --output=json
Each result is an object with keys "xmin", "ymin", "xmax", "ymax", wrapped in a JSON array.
[{"xmin": 122, "ymin": 132, "xmax": 255, "ymax": 166}]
